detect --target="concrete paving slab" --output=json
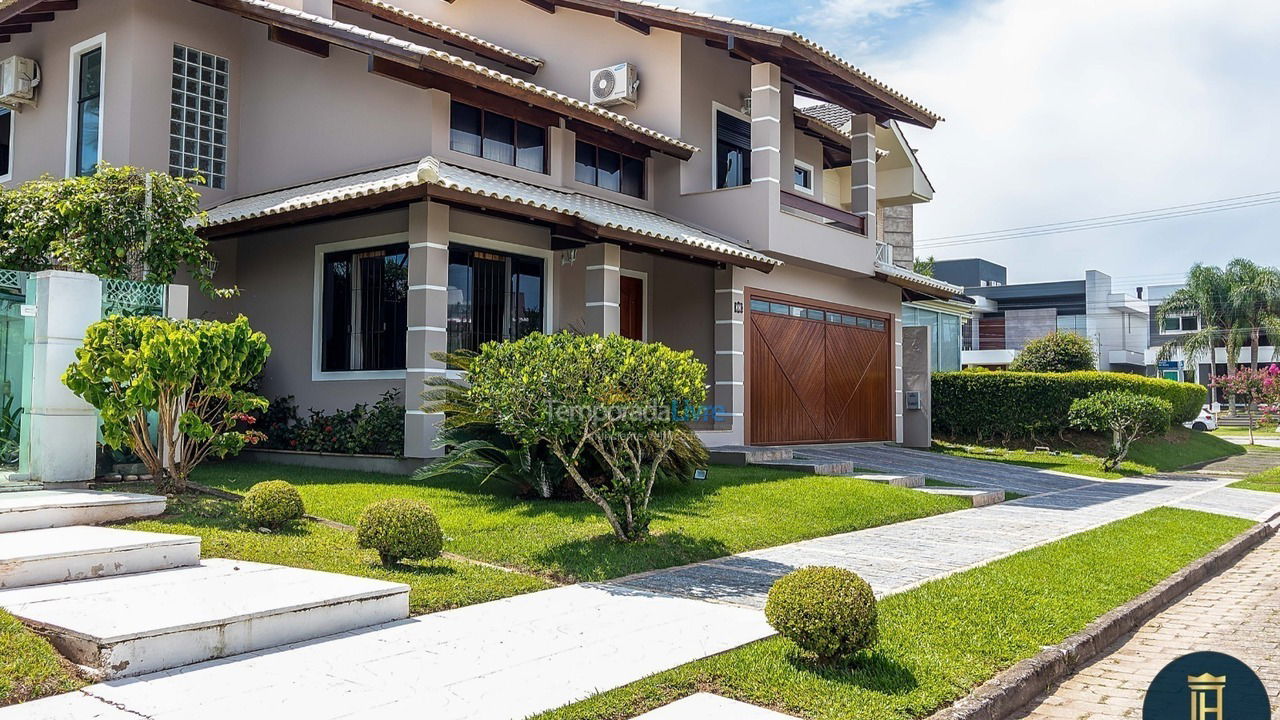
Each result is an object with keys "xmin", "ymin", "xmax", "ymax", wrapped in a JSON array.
[
  {"xmin": 0, "ymin": 559, "xmax": 410, "ymax": 678},
  {"xmin": 0, "ymin": 490, "xmax": 166, "ymax": 532},
  {"xmin": 0, "ymin": 525, "xmax": 200, "ymax": 588}
]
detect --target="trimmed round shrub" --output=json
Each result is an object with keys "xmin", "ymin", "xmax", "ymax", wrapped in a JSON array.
[
  {"xmin": 357, "ymin": 499, "xmax": 444, "ymax": 565},
  {"xmin": 1069, "ymin": 391, "xmax": 1172, "ymax": 469},
  {"xmin": 1008, "ymin": 331, "xmax": 1097, "ymax": 373},
  {"xmin": 764, "ymin": 566, "xmax": 878, "ymax": 662},
  {"xmin": 240, "ymin": 480, "xmax": 304, "ymax": 529}
]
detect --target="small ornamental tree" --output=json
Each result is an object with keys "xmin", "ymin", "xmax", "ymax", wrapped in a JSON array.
[
  {"xmin": 1009, "ymin": 331, "xmax": 1097, "ymax": 373},
  {"xmin": 1212, "ymin": 365, "xmax": 1280, "ymax": 445},
  {"xmin": 63, "ymin": 315, "xmax": 270, "ymax": 493},
  {"xmin": 0, "ymin": 165, "xmax": 229, "ymax": 297},
  {"xmin": 1068, "ymin": 391, "xmax": 1172, "ymax": 470},
  {"xmin": 462, "ymin": 332, "xmax": 707, "ymax": 542}
]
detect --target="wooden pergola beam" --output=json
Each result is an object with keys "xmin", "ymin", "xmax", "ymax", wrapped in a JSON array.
[
  {"xmin": 268, "ymin": 25, "xmax": 329, "ymax": 58},
  {"xmin": 613, "ymin": 11, "xmax": 648, "ymax": 35}
]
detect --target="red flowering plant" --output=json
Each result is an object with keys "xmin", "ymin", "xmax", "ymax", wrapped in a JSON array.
[{"xmin": 1212, "ymin": 365, "xmax": 1280, "ymax": 445}]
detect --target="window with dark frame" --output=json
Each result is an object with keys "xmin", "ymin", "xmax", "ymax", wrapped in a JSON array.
[
  {"xmin": 320, "ymin": 243, "xmax": 409, "ymax": 373},
  {"xmin": 0, "ymin": 108, "xmax": 11, "ymax": 179},
  {"xmin": 447, "ymin": 245, "xmax": 545, "ymax": 355},
  {"xmin": 450, "ymin": 100, "xmax": 546, "ymax": 174},
  {"xmin": 574, "ymin": 140, "xmax": 645, "ymax": 198},
  {"xmin": 714, "ymin": 109, "xmax": 751, "ymax": 189},
  {"xmin": 169, "ymin": 44, "xmax": 229, "ymax": 190},
  {"xmin": 1161, "ymin": 315, "xmax": 1200, "ymax": 333},
  {"xmin": 748, "ymin": 299, "xmax": 886, "ymax": 332},
  {"xmin": 73, "ymin": 46, "xmax": 103, "ymax": 177},
  {"xmin": 793, "ymin": 164, "xmax": 813, "ymax": 193}
]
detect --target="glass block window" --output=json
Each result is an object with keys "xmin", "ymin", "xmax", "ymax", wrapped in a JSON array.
[{"xmin": 169, "ymin": 45, "xmax": 229, "ymax": 190}]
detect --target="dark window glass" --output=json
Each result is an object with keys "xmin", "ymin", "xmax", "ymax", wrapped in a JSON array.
[
  {"xmin": 1182, "ymin": 315, "xmax": 1198, "ymax": 331},
  {"xmin": 597, "ymin": 148, "xmax": 621, "ymax": 192},
  {"xmin": 447, "ymin": 245, "xmax": 545, "ymax": 355},
  {"xmin": 805, "ymin": 309, "xmax": 824, "ymax": 321},
  {"xmin": 575, "ymin": 141, "xmax": 596, "ymax": 185},
  {"xmin": 515, "ymin": 121, "xmax": 545, "ymax": 173},
  {"xmin": 841, "ymin": 315, "xmax": 857, "ymax": 326},
  {"xmin": 450, "ymin": 101, "xmax": 546, "ymax": 174},
  {"xmin": 0, "ymin": 109, "xmax": 10, "ymax": 178},
  {"xmin": 749, "ymin": 299, "xmax": 770, "ymax": 313},
  {"xmin": 857, "ymin": 317, "xmax": 872, "ymax": 328},
  {"xmin": 481, "ymin": 111, "xmax": 515, "ymax": 165},
  {"xmin": 621, "ymin": 156, "xmax": 644, "ymax": 198},
  {"xmin": 75, "ymin": 47, "xmax": 103, "ymax": 177},
  {"xmin": 320, "ymin": 244, "xmax": 408, "ymax": 372},
  {"xmin": 826, "ymin": 312, "xmax": 841, "ymax": 323},
  {"xmin": 1162, "ymin": 316, "xmax": 1179, "ymax": 332},
  {"xmin": 794, "ymin": 165, "xmax": 812, "ymax": 190},
  {"xmin": 870, "ymin": 319, "xmax": 886, "ymax": 331},
  {"xmin": 449, "ymin": 101, "xmax": 482, "ymax": 156},
  {"xmin": 769, "ymin": 302, "xmax": 788, "ymax": 315},
  {"xmin": 715, "ymin": 110, "xmax": 751, "ymax": 189}
]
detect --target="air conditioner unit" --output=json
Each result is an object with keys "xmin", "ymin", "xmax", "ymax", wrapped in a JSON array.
[
  {"xmin": 0, "ymin": 56, "xmax": 39, "ymax": 108},
  {"xmin": 589, "ymin": 63, "xmax": 639, "ymax": 108}
]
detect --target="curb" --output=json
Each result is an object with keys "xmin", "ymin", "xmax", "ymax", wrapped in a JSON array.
[{"xmin": 925, "ymin": 520, "xmax": 1278, "ymax": 720}]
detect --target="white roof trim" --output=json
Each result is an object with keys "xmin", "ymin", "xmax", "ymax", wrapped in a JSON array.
[
  {"xmin": 876, "ymin": 259, "xmax": 964, "ymax": 296},
  {"xmin": 353, "ymin": 0, "xmax": 543, "ymax": 69},
  {"xmin": 203, "ymin": 157, "xmax": 781, "ymax": 268}
]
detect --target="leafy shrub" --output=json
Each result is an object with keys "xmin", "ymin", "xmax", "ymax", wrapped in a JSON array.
[
  {"xmin": 0, "ymin": 165, "xmax": 228, "ymax": 297},
  {"xmin": 356, "ymin": 499, "xmax": 444, "ymax": 565},
  {"xmin": 1069, "ymin": 391, "xmax": 1172, "ymax": 469},
  {"xmin": 240, "ymin": 480, "xmax": 305, "ymax": 529},
  {"xmin": 764, "ymin": 566, "xmax": 878, "ymax": 663},
  {"xmin": 257, "ymin": 391, "xmax": 404, "ymax": 456},
  {"xmin": 454, "ymin": 332, "xmax": 707, "ymax": 541},
  {"xmin": 932, "ymin": 371, "xmax": 1206, "ymax": 442},
  {"xmin": 1008, "ymin": 331, "xmax": 1097, "ymax": 373},
  {"xmin": 420, "ymin": 351, "xmax": 708, "ymax": 501},
  {"xmin": 63, "ymin": 315, "xmax": 270, "ymax": 493}
]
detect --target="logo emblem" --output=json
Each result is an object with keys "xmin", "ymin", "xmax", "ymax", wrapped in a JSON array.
[{"xmin": 1144, "ymin": 652, "xmax": 1270, "ymax": 720}]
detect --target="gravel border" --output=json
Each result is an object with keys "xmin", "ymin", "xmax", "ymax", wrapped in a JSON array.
[{"xmin": 925, "ymin": 516, "xmax": 1280, "ymax": 720}]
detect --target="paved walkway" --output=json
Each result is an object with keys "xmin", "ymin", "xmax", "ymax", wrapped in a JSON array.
[
  {"xmin": 1012, "ymin": 532, "xmax": 1280, "ymax": 720},
  {"xmin": 10, "ymin": 469, "xmax": 1278, "ymax": 720},
  {"xmin": 1187, "ymin": 446, "xmax": 1280, "ymax": 476}
]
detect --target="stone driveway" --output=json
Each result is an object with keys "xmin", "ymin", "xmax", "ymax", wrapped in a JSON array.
[{"xmin": 1011, "ymin": 530, "xmax": 1280, "ymax": 720}]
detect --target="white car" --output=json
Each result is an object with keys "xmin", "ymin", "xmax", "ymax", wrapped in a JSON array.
[{"xmin": 1184, "ymin": 407, "xmax": 1217, "ymax": 432}]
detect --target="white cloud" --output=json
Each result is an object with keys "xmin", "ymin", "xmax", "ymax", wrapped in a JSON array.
[
  {"xmin": 796, "ymin": 0, "xmax": 932, "ymax": 54},
  {"xmin": 840, "ymin": 0, "xmax": 1280, "ymax": 285}
]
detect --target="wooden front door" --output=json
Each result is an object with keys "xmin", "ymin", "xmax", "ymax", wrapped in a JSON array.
[
  {"xmin": 620, "ymin": 275, "xmax": 644, "ymax": 341},
  {"xmin": 748, "ymin": 292, "xmax": 892, "ymax": 445}
]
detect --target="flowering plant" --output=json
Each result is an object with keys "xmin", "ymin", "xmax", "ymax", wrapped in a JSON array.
[{"xmin": 1212, "ymin": 365, "xmax": 1280, "ymax": 443}]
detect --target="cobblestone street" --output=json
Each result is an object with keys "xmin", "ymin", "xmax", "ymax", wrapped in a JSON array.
[{"xmin": 1013, "ymin": 532, "xmax": 1280, "ymax": 720}]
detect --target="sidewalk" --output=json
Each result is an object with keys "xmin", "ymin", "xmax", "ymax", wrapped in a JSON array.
[
  {"xmin": 7, "ymin": 476, "xmax": 1279, "ymax": 720},
  {"xmin": 1011, "ymin": 531, "xmax": 1280, "ymax": 720}
]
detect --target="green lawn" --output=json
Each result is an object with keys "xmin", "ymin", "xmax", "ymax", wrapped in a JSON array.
[
  {"xmin": 1211, "ymin": 425, "xmax": 1280, "ymax": 437},
  {"xmin": 1230, "ymin": 466, "xmax": 1280, "ymax": 494},
  {"xmin": 117, "ymin": 492, "xmax": 552, "ymax": 615},
  {"xmin": 934, "ymin": 427, "xmax": 1244, "ymax": 480},
  {"xmin": 536, "ymin": 507, "xmax": 1250, "ymax": 720},
  {"xmin": 191, "ymin": 462, "xmax": 970, "ymax": 583},
  {"xmin": 0, "ymin": 610, "xmax": 84, "ymax": 707}
]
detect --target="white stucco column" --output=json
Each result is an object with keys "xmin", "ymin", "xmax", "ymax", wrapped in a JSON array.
[
  {"xmin": 404, "ymin": 201, "xmax": 450, "ymax": 459},
  {"xmin": 27, "ymin": 271, "xmax": 101, "ymax": 485},
  {"xmin": 164, "ymin": 284, "xmax": 189, "ymax": 320},
  {"xmin": 583, "ymin": 243, "xmax": 621, "ymax": 336},
  {"xmin": 750, "ymin": 63, "xmax": 782, "ymax": 188},
  {"xmin": 711, "ymin": 266, "xmax": 746, "ymax": 440},
  {"xmin": 849, "ymin": 112, "xmax": 878, "ymax": 240}
]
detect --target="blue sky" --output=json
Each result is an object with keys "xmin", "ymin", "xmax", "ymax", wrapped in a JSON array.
[{"xmin": 685, "ymin": 0, "xmax": 1280, "ymax": 288}]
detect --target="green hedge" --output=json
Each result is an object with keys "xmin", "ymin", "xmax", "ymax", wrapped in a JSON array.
[{"xmin": 932, "ymin": 371, "xmax": 1207, "ymax": 441}]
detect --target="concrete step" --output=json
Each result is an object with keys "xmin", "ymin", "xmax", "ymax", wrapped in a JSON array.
[
  {"xmin": 0, "ymin": 559, "xmax": 410, "ymax": 678},
  {"xmin": 850, "ymin": 473, "xmax": 926, "ymax": 488},
  {"xmin": 755, "ymin": 459, "xmax": 859, "ymax": 476},
  {"xmin": 0, "ymin": 490, "xmax": 166, "ymax": 533},
  {"xmin": 0, "ymin": 526, "xmax": 201, "ymax": 589},
  {"xmin": 0, "ymin": 481, "xmax": 43, "ymax": 494},
  {"xmin": 707, "ymin": 446, "xmax": 795, "ymax": 466},
  {"xmin": 913, "ymin": 486, "xmax": 1005, "ymax": 507}
]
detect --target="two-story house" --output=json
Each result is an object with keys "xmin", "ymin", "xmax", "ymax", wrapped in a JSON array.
[{"xmin": 0, "ymin": 0, "xmax": 959, "ymax": 458}]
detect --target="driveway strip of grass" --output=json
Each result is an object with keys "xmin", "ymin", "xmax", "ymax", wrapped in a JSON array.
[{"xmin": 535, "ymin": 507, "xmax": 1251, "ymax": 720}]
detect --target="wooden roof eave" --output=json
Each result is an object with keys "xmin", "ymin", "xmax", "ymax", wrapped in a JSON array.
[{"xmin": 189, "ymin": 0, "xmax": 694, "ymax": 160}]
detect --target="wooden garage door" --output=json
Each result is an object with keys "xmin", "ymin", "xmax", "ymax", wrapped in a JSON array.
[{"xmin": 748, "ymin": 293, "xmax": 892, "ymax": 445}]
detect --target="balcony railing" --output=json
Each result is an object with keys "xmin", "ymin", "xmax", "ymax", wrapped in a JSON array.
[
  {"xmin": 779, "ymin": 190, "xmax": 867, "ymax": 235},
  {"xmin": 875, "ymin": 241, "xmax": 893, "ymax": 265}
]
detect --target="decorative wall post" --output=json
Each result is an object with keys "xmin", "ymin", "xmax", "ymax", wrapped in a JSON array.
[
  {"xmin": 750, "ymin": 63, "xmax": 782, "ymax": 189},
  {"xmin": 28, "ymin": 270, "xmax": 101, "ymax": 485},
  {"xmin": 712, "ymin": 266, "xmax": 746, "ymax": 441},
  {"xmin": 850, "ymin": 112, "xmax": 878, "ymax": 239},
  {"xmin": 404, "ymin": 201, "xmax": 450, "ymax": 459},
  {"xmin": 583, "ymin": 243, "xmax": 621, "ymax": 336}
]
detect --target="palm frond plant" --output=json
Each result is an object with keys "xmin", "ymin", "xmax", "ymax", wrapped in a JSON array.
[{"xmin": 1224, "ymin": 258, "xmax": 1280, "ymax": 371}]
